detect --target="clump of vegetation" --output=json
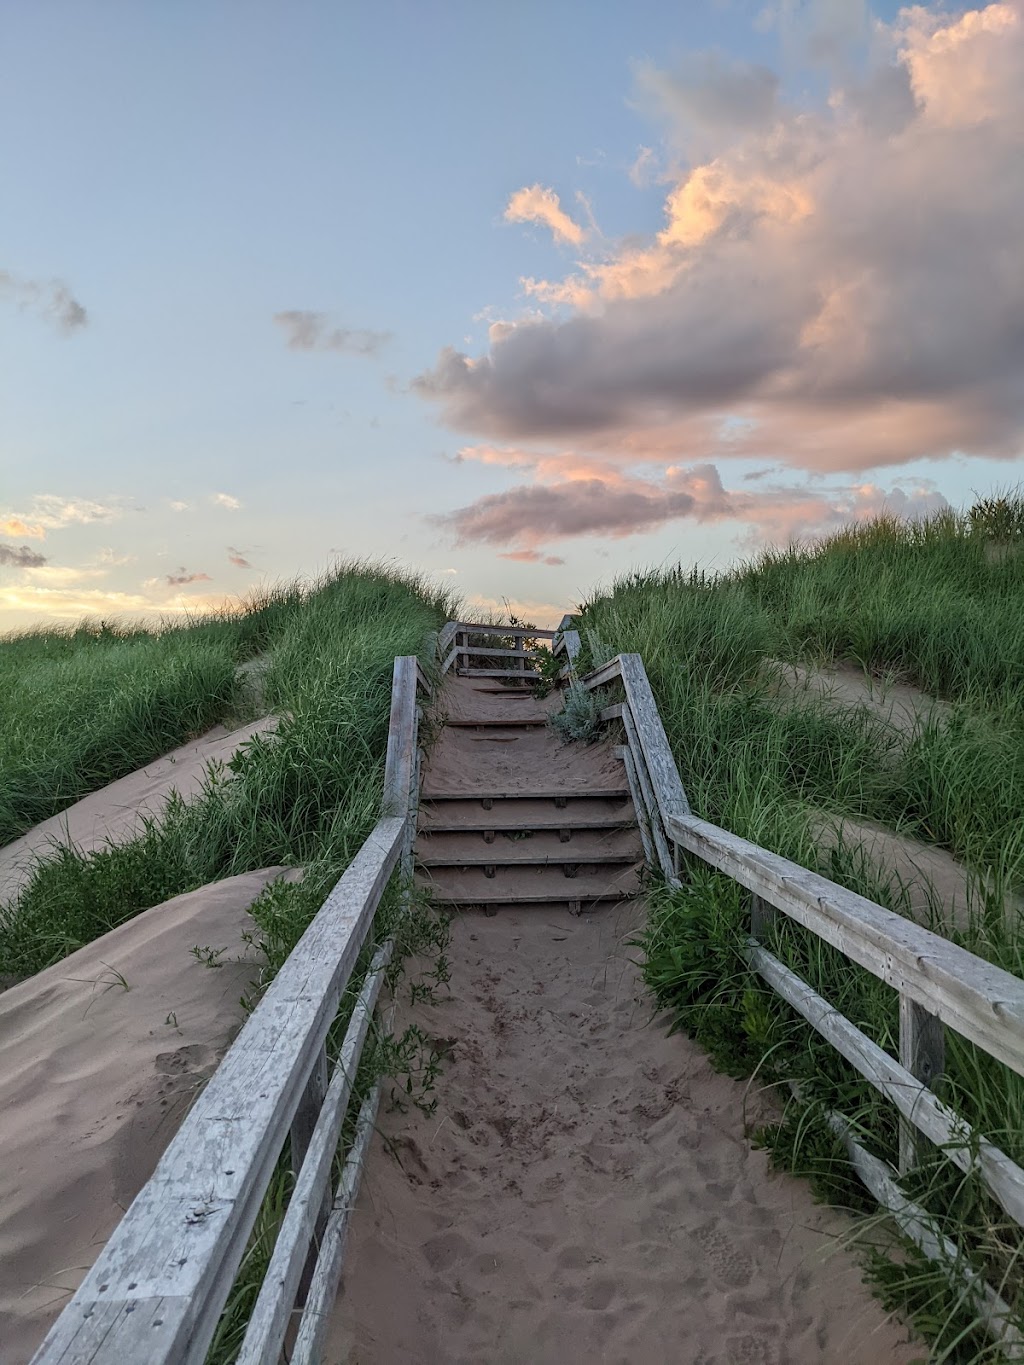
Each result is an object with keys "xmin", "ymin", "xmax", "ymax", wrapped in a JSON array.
[
  {"xmin": 549, "ymin": 680, "xmax": 608, "ymax": 744},
  {"xmin": 582, "ymin": 496, "xmax": 1024, "ymax": 1360}
]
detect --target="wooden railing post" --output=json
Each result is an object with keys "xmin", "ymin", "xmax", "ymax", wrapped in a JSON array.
[
  {"xmin": 899, "ymin": 996, "xmax": 945, "ymax": 1174},
  {"xmin": 290, "ymin": 1045, "xmax": 331, "ymax": 1304},
  {"xmin": 751, "ymin": 893, "xmax": 776, "ymax": 941}
]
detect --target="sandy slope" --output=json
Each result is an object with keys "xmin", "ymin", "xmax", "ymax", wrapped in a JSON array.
[
  {"xmin": 329, "ymin": 905, "xmax": 918, "ymax": 1365},
  {"xmin": 0, "ymin": 717, "xmax": 276, "ymax": 906},
  {"xmin": 0, "ymin": 866, "xmax": 297, "ymax": 1363}
]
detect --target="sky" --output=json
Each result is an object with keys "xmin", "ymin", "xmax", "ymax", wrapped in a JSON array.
[{"xmin": 2, "ymin": 0, "xmax": 1023, "ymax": 632}]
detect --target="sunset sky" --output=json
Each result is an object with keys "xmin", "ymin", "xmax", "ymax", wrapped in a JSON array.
[{"xmin": 2, "ymin": 0, "xmax": 1023, "ymax": 631}]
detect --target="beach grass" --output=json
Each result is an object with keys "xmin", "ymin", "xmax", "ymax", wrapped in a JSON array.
[{"xmin": 578, "ymin": 498, "xmax": 1024, "ymax": 1360}]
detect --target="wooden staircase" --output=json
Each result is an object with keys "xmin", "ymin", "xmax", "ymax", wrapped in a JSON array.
[{"xmin": 415, "ymin": 626, "xmax": 644, "ymax": 914}]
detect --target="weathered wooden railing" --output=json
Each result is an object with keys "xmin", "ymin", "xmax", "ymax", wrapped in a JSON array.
[
  {"xmin": 437, "ymin": 619, "xmax": 556, "ymax": 678},
  {"xmin": 31, "ymin": 656, "xmax": 432, "ymax": 1365},
  {"xmin": 578, "ymin": 647, "xmax": 1024, "ymax": 1357}
]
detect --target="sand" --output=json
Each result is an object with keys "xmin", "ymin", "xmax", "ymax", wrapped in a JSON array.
[
  {"xmin": 328, "ymin": 904, "xmax": 919, "ymax": 1364},
  {"xmin": 0, "ymin": 717, "xmax": 276, "ymax": 906},
  {"xmin": 0, "ymin": 865, "xmax": 298, "ymax": 1363},
  {"xmin": 764, "ymin": 660, "xmax": 949, "ymax": 741}
]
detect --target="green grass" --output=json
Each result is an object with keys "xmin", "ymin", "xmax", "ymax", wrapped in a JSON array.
[
  {"xmin": 0, "ymin": 563, "xmax": 456, "ymax": 975},
  {"xmin": 578, "ymin": 498, "xmax": 1024, "ymax": 1361}
]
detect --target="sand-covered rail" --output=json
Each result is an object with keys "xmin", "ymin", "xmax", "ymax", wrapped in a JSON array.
[
  {"xmin": 329, "ymin": 904, "xmax": 919, "ymax": 1364},
  {"xmin": 0, "ymin": 866, "xmax": 299, "ymax": 1362}
]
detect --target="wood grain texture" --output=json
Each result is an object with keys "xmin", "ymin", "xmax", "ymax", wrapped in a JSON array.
[
  {"xmin": 899, "ymin": 996, "xmax": 945, "ymax": 1175},
  {"xmin": 748, "ymin": 944, "xmax": 1024, "ymax": 1228},
  {"xmin": 669, "ymin": 812, "xmax": 1024, "ymax": 1079},
  {"xmin": 291, "ymin": 1080, "xmax": 383, "ymax": 1365},
  {"xmin": 381, "ymin": 657, "xmax": 418, "ymax": 817},
  {"xmin": 235, "ymin": 941, "xmax": 393, "ymax": 1365},
  {"xmin": 30, "ymin": 817, "xmax": 405, "ymax": 1365}
]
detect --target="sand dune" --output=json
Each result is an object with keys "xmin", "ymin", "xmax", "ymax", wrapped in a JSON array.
[
  {"xmin": 0, "ymin": 865, "xmax": 297, "ymax": 1363},
  {"xmin": 0, "ymin": 717, "xmax": 276, "ymax": 906}
]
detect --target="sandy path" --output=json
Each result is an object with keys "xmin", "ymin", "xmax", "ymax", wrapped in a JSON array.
[
  {"xmin": 764, "ymin": 660, "xmax": 949, "ymax": 740},
  {"xmin": 0, "ymin": 865, "xmax": 297, "ymax": 1362},
  {"xmin": 0, "ymin": 717, "xmax": 276, "ymax": 906},
  {"xmin": 329, "ymin": 904, "xmax": 917, "ymax": 1364}
]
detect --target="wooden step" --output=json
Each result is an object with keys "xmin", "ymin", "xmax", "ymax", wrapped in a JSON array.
[
  {"xmin": 418, "ymin": 796, "xmax": 635, "ymax": 834},
  {"xmin": 416, "ymin": 863, "xmax": 642, "ymax": 907},
  {"xmin": 416, "ymin": 828, "xmax": 642, "ymax": 867},
  {"xmin": 456, "ymin": 668, "xmax": 540, "ymax": 681},
  {"xmin": 420, "ymin": 786, "xmax": 630, "ymax": 803},
  {"xmin": 443, "ymin": 718, "xmax": 549, "ymax": 728}
]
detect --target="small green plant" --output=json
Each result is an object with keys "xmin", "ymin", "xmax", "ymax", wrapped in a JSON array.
[
  {"xmin": 191, "ymin": 944, "xmax": 227, "ymax": 968},
  {"xmin": 549, "ymin": 680, "xmax": 609, "ymax": 744},
  {"xmin": 533, "ymin": 645, "xmax": 566, "ymax": 697}
]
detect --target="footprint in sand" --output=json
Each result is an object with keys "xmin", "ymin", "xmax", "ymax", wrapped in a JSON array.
[
  {"xmin": 726, "ymin": 1332, "xmax": 780, "ymax": 1365},
  {"xmin": 695, "ymin": 1221, "xmax": 754, "ymax": 1289}
]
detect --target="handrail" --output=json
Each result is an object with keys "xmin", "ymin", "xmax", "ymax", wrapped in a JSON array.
[
  {"xmin": 581, "ymin": 649, "xmax": 1024, "ymax": 1358},
  {"xmin": 32, "ymin": 656, "xmax": 432, "ymax": 1365}
]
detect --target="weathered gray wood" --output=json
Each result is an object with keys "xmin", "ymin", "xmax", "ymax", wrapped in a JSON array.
[
  {"xmin": 236, "ymin": 942, "xmax": 393, "ymax": 1365},
  {"xmin": 440, "ymin": 642, "xmax": 460, "ymax": 675},
  {"xmin": 381, "ymin": 657, "xmax": 418, "ymax": 817},
  {"xmin": 580, "ymin": 656, "xmax": 624, "ymax": 691},
  {"xmin": 599, "ymin": 702, "xmax": 625, "ymax": 723},
  {"xmin": 289, "ymin": 1044, "xmax": 330, "ymax": 1307},
  {"xmin": 414, "ymin": 659, "xmax": 433, "ymax": 697},
  {"xmin": 618, "ymin": 746, "xmax": 656, "ymax": 870},
  {"xmin": 455, "ymin": 644, "xmax": 542, "ymax": 660},
  {"xmin": 899, "ymin": 996, "xmax": 945, "ymax": 1175},
  {"xmin": 825, "ymin": 1110, "xmax": 1024, "ymax": 1359},
  {"xmin": 436, "ymin": 621, "xmax": 458, "ymax": 656},
  {"xmin": 617, "ymin": 655, "xmax": 690, "ymax": 820},
  {"xmin": 30, "ymin": 816, "xmax": 406, "ymax": 1365},
  {"xmin": 751, "ymin": 894, "xmax": 776, "ymax": 940},
  {"xmin": 620, "ymin": 704, "xmax": 677, "ymax": 882},
  {"xmin": 748, "ymin": 943, "xmax": 1024, "ymax": 1228},
  {"xmin": 291, "ymin": 1080, "xmax": 383, "ymax": 1365},
  {"xmin": 560, "ymin": 630, "xmax": 581, "ymax": 666},
  {"xmin": 668, "ymin": 812, "xmax": 1024, "ymax": 1080}
]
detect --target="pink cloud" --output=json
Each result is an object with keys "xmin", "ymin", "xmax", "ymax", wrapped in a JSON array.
[
  {"xmin": 415, "ymin": 4, "xmax": 1024, "ymax": 476},
  {"xmin": 504, "ymin": 185, "xmax": 586, "ymax": 246}
]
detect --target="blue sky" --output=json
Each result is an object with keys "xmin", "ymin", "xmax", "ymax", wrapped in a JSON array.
[{"xmin": 2, "ymin": 0, "xmax": 1021, "ymax": 630}]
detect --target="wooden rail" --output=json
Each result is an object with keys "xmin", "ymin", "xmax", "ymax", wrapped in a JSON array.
[
  {"xmin": 582, "ymin": 651, "xmax": 1024, "ymax": 1358},
  {"xmin": 438, "ymin": 620, "xmax": 552, "ymax": 677},
  {"xmin": 32, "ymin": 657, "xmax": 432, "ymax": 1365}
]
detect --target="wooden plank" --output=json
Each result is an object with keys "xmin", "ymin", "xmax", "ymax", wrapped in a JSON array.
[
  {"xmin": 414, "ymin": 659, "xmax": 433, "ymax": 697},
  {"xmin": 668, "ymin": 812, "xmax": 1024, "ymax": 1079},
  {"xmin": 439, "ymin": 643, "xmax": 459, "ymax": 675},
  {"xmin": 291, "ymin": 1080, "xmax": 383, "ymax": 1365},
  {"xmin": 751, "ymin": 894, "xmax": 776, "ymax": 940},
  {"xmin": 455, "ymin": 645, "xmax": 542, "ymax": 660},
  {"xmin": 236, "ymin": 941, "xmax": 393, "ymax": 1365},
  {"xmin": 580, "ymin": 656, "xmax": 623, "ymax": 691},
  {"xmin": 620, "ymin": 704, "xmax": 677, "ymax": 882},
  {"xmin": 748, "ymin": 944, "xmax": 1024, "ymax": 1228},
  {"xmin": 899, "ymin": 997, "xmax": 945, "ymax": 1175},
  {"xmin": 31, "ymin": 816, "xmax": 406, "ymax": 1365},
  {"xmin": 381, "ymin": 656, "xmax": 418, "ymax": 817},
  {"xmin": 619, "ymin": 746, "xmax": 656, "ymax": 870},
  {"xmin": 420, "ymin": 786, "xmax": 630, "ymax": 802},
  {"xmin": 617, "ymin": 655, "xmax": 690, "ymax": 820},
  {"xmin": 452, "ymin": 621, "xmax": 557, "ymax": 638},
  {"xmin": 436, "ymin": 621, "xmax": 458, "ymax": 655},
  {"xmin": 825, "ymin": 1110, "xmax": 1024, "ymax": 1359},
  {"xmin": 560, "ymin": 630, "xmax": 581, "ymax": 665},
  {"xmin": 599, "ymin": 702, "xmax": 625, "ymax": 723},
  {"xmin": 455, "ymin": 668, "xmax": 541, "ymax": 680},
  {"xmin": 289, "ymin": 1045, "xmax": 330, "ymax": 1305}
]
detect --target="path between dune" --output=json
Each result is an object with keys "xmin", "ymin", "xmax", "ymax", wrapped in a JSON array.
[
  {"xmin": 0, "ymin": 716, "xmax": 276, "ymax": 907},
  {"xmin": 329, "ymin": 899, "xmax": 918, "ymax": 1364}
]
